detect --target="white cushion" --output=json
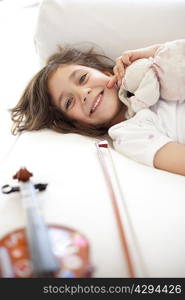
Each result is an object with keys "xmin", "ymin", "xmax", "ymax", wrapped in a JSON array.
[{"xmin": 35, "ymin": 0, "xmax": 185, "ymax": 65}]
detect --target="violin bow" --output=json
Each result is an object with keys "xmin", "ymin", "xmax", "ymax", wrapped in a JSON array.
[
  {"xmin": 13, "ymin": 168, "xmax": 59, "ymax": 277},
  {"xmin": 95, "ymin": 140, "xmax": 136, "ymax": 277}
]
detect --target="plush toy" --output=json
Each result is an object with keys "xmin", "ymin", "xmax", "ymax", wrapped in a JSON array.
[{"xmin": 119, "ymin": 39, "xmax": 185, "ymax": 119}]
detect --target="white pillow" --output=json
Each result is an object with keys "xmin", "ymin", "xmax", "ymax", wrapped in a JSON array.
[{"xmin": 35, "ymin": 0, "xmax": 185, "ymax": 65}]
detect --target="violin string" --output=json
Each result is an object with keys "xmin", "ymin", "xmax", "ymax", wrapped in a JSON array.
[{"xmin": 95, "ymin": 141, "xmax": 135, "ymax": 278}]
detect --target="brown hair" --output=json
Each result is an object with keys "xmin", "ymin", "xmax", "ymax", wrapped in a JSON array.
[{"xmin": 10, "ymin": 46, "xmax": 115, "ymax": 137}]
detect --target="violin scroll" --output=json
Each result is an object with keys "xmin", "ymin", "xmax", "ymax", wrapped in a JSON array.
[{"xmin": 13, "ymin": 168, "xmax": 33, "ymax": 182}]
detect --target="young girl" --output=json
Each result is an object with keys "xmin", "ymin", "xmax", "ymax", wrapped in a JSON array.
[{"xmin": 10, "ymin": 42, "xmax": 185, "ymax": 176}]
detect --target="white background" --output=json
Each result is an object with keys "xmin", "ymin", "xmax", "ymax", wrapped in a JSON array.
[{"xmin": 0, "ymin": 0, "xmax": 41, "ymax": 163}]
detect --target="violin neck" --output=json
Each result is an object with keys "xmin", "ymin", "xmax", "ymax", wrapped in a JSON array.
[{"xmin": 20, "ymin": 181, "xmax": 59, "ymax": 277}]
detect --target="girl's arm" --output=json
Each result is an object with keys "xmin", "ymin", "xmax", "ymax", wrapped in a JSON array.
[
  {"xmin": 107, "ymin": 43, "xmax": 161, "ymax": 88},
  {"xmin": 124, "ymin": 44, "xmax": 161, "ymax": 62},
  {"xmin": 154, "ymin": 142, "xmax": 185, "ymax": 176}
]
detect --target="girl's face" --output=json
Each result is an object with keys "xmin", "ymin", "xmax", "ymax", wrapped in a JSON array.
[{"xmin": 48, "ymin": 64, "xmax": 124, "ymax": 127}]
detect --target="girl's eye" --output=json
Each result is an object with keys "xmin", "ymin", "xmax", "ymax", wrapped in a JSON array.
[
  {"xmin": 65, "ymin": 97, "xmax": 73, "ymax": 110},
  {"xmin": 79, "ymin": 73, "xmax": 87, "ymax": 84}
]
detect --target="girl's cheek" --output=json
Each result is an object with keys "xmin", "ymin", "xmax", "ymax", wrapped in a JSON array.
[
  {"xmin": 100, "ymin": 76, "xmax": 111, "ymax": 85},
  {"xmin": 92, "ymin": 72, "xmax": 112, "ymax": 85}
]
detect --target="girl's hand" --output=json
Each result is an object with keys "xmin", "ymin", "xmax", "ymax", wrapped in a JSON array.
[
  {"xmin": 107, "ymin": 52, "xmax": 132, "ymax": 89},
  {"xmin": 107, "ymin": 44, "xmax": 161, "ymax": 89}
]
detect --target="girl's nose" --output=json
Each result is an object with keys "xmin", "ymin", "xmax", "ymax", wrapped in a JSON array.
[{"xmin": 79, "ymin": 88, "xmax": 91, "ymax": 103}]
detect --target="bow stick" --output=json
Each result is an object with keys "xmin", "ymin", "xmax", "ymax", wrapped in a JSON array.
[{"xmin": 95, "ymin": 140, "xmax": 136, "ymax": 277}]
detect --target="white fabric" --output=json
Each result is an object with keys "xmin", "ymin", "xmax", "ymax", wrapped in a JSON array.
[
  {"xmin": 34, "ymin": 0, "xmax": 185, "ymax": 65},
  {"xmin": 109, "ymin": 108, "xmax": 171, "ymax": 167},
  {"xmin": 109, "ymin": 99, "xmax": 185, "ymax": 167},
  {"xmin": 151, "ymin": 99, "xmax": 185, "ymax": 144}
]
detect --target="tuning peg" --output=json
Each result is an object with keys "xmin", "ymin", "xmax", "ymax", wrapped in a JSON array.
[
  {"xmin": 1, "ymin": 183, "xmax": 48, "ymax": 194},
  {"xmin": 1, "ymin": 185, "xmax": 20, "ymax": 194}
]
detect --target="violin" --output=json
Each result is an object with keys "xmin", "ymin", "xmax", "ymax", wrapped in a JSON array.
[{"xmin": 0, "ymin": 168, "xmax": 93, "ymax": 278}]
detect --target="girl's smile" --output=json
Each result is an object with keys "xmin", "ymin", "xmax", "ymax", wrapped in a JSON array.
[
  {"xmin": 89, "ymin": 90, "xmax": 104, "ymax": 115},
  {"xmin": 48, "ymin": 64, "xmax": 125, "ymax": 127}
]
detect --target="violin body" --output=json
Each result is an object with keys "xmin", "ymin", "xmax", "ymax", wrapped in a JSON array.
[
  {"xmin": 0, "ymin": 225, "xmax": 92, "ymax": 278},
  {"xmin": 0, "ymin": 168, "xmax": 93, "ymax": 278}
]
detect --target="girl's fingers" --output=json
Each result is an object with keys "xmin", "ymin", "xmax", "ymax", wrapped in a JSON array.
[
  {"xmin": 114, "ymin": 65, "xmax": 123, "ymax": 82},
  {"xmin": 106, "ymin": 74, "xmax": 123, "ymax": 89},
  {"xmin": 121, "ymin": 52, "xmax": 132, "ymax": 65},
  {"xmin": 107, "ymin": 53, "xmax": 132, "ymax": 89},
  {"xmin": 116, "ymin": 57, "xmax": 124, "ymax": 76},
  {"xmin": 106, "ymin": 75, "xmax": 117, "ymax": 89}
]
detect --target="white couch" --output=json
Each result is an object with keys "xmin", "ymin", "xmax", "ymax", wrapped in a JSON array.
[{"xmin": 0, "ymin": 0, "xmax": 185, "ymax": 277}]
